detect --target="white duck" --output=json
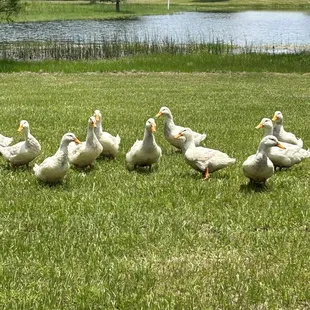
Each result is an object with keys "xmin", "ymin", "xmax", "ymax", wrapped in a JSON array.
[
  {"xmin": 34, "ymin": 133, "xmax": 81, "ymax": 183},
  {"xmin": 68, "ymin": 116, "xmax": 103, "ymax": 168},
  {"xmin": 272, "ymin": 111, "xmax": 303, "ymax": 147},
  {"xmin": 93, "ymin": 109, "xmax": 120, "ymax": 159},
  {"xmin": 175, "ymin": 128, "xmax": 235, "ymax": 180},
  {"xmin": 126, "ymin": 118, "xmax": 162, "ymax": 170},
  {"xmin": 256, "ymin": 118, "xmax": 310, "ymax": 168},
  {"xmin": 0, "ymin": 120, "xmax": 41, "ymax": 168},
  {"xmin": 156, "ymin": 106, "xmax": 206, "ymax": 151},
  {"xmin": 242, "ymin": 135, "xmax": 285, "ymax": 184},
  {"xmin": 0, "ymin": 133, "xmax": 13, "ymax": 147}
]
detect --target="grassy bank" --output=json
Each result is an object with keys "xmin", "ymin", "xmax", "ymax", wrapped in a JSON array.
[
  {"xmin": 0, "ymin": 71, "xmax": 309, "ymax": 308},
  {"xmin": 4, "ymin": 0, "xmax": 310, "ymax": 23},
  {"xmin": 1, "ymin": 52, "xmax": 310, "ymax": 73}
]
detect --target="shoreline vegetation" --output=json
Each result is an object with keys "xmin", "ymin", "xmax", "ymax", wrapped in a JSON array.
[
  {"xmin": 0, "ymin": 37, "xmax": 309, "ymax": 73},
  {"xmin": 1, "ymin": 52, "xmax": 309, "ymax": 73},
  {"xmin": 0, "ymin": 0, "xmax": 309, "ymax": 72},
  {"xmin": 2, "ymin": 0, "xmax": 310, "ymax": 23}
]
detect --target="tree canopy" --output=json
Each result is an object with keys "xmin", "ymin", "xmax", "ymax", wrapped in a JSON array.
[{"xmin": 0, "ymin": 0, "xmax": 22, "ymax": 21}]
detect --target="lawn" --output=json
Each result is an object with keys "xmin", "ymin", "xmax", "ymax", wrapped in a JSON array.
[
  {"xmin": 0, "ymin": 71, "xmax": 310, "ymax": 308},
  {"xmin": 1, "ymin": 53, "xmax": 310, "ymax": 73},
  {"xmin": 4, "ymin": 0, "xmax": 309, "ymax": 23}
]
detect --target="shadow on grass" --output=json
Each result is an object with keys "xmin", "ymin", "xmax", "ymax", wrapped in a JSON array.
[
  {"xmin": 126, "ymin": 164, "xmax": 160, "ymax": 175},
  {"xmin": 239, "ymin": 181, "xmax": 273, "ymax": 193},
  {"xmin": 36, "ymin": 179, "xmax": 70, "ymax": 189},
  {"xmin": 96, "ymin": 155, "xmax": 117, "ymax": 162},
  {"xmin": 1, "ymin": 163, "xmax": 33, "ymax": 172},
  {"xmin": 178, "ymin": 170, "xmax": 230, "ymax": 181},
  {"xmin": 161, "ymin": 147, "xmax": 182, "ymax": 157},
  {"xmin": 70, "ymin": 165, "xmax": 95, "ymax": 175}
]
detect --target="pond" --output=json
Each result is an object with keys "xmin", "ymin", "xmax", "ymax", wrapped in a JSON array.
[{"xmin": 0, "ymin": 11, "xmax": 309, "ymax": 51}]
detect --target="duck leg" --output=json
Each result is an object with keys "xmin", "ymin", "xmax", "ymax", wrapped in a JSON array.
[{"xmin": 203, "ymin": 167, "xmax": 209, "ymax": 180}]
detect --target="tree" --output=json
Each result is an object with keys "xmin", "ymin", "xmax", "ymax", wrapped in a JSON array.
[
  {"xmin": 115, "ymin": 0, "xmax": 120, "ymax": 12},
  {"xmin": 0, "ymin": 0, "xmax": 22, "ymax": 21},
  {"xmin": 91, "ymin": 0, "xmax": 121, "ymax": 13}
]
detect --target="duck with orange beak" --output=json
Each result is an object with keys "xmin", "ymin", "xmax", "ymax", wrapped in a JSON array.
[
  {"xmin": 175, "ymin": 127, "xmax": 235, "ymax": 180},
  {"xmin": 34, "ymin": 133, "xmax": 81, "ymax": 183},
  {"xmin": 0, "ymin": 120, "xmax": 41, "ymax": 168},
  {"xmin": 243, "ymin": 135, "xmax": 286, "ymax": 184},
  {"xmin": 126, "ymin": 118, "xmax": 162, "ymax": 170},
  {"xmin": 68, "ymin": 116, "xmax": 103, "ymax": 168},
  {"xmin": 156, "ymin": 106, "xmax": 206, "ymax": 151},
  {"xmin": 93, "ymin": 109, "xmax": 121, "ymax": 159},
  {"xmin": 272, "ymin": 111, "xmax": 303, "ymax": 147},
  {"xmin": 255, "ymin": 117, "xmax": 310, "ymax": 169}
]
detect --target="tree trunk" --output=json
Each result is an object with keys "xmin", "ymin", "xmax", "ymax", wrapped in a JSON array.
[{"xmin": 116, "ymin": 0, "xmax": 120, "ymax": 12}]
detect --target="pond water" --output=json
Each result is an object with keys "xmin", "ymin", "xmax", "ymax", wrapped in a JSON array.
[{"xmin": 0, "ymin": 11, "xmax": 309, "ymax": 50}]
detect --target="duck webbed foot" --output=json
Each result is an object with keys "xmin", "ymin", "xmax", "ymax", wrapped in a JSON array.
[{"xmin": 203, "ymin": 168, "xmax": 209, "ymax": 180}]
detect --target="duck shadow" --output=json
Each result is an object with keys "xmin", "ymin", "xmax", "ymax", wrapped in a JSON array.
[
  {"xmin": 1, "ymin": 163, "xmax": 33, "ymax": 172},
  {"xmin": 239, "ymin": 182, "xmax": 273, "ymax": 193},
  {"xmin": 96, "ymin": 155, "xmax": 116, "ymax": 162},
  {"xmin": 162, "ymin": 148, "xmax": 183, "ymax": 157},
  {"xmin": 126, "ymin": 165, "xmax": 159, "ymax": 175},
  {"xmin": 36, "ymin": 179, "xmax": 70, "ymax": 189},
  {"xmin": 179, "ymin": 170, "xmax": 232, "ymax": 181},
  {"xmin": 70, "ymin": 165, "xmax": 94, "ymax": 175}
]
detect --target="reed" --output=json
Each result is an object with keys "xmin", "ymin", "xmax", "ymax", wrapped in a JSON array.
[
  {"xmin": 0, "ymin": 50, "xmax": 309, "ymax": 73},
  {"xmin": 0, "ymin": 36, "xmax": 233, "ymax": 61}
]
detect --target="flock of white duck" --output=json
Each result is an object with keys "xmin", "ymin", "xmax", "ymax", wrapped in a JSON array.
[{"xmin": 0, "ymin": 108, "xmax": 309, "ymax": 185}]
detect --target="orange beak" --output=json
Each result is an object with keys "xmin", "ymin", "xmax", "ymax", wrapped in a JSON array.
[
  {"xmin": 150, "ymin": 124, "xmax": 156, "ymax": 132},
  {"xmin": 94, "ymin": 114, "xmax": 100, "ymax": 122},
  {"xmin": 91, "ymin": 121, "xmax": 97, "ymax": 128},
  {"xmin": 255, "ymin": 123, "xmax": 263, "ymax": 129},
  {"xmin": 277, "ymin": 143, "xmax": 285, "ymax": 149},
  {"xmin": 74, "ymin": 138, "xmax": 81, "ymax": 144},
  {"xmin": 156, "ymin": 112, "xmax": 163, "ymax": 118},
  {"xmin": 272, "ymin": 115, "xmax": 278, "ymax": 121},
  {"xmin": 174, "ymin": 132, "xmax": 182, "ymax": 139},
  {"xmin": 17, "ymin": 125, "xmax": 23, "ymax": 133}
]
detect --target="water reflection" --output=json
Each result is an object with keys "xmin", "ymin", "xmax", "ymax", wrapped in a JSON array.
[{"xmin": 0, "ymin": 11, "xmax": 309, "ymax": 49}]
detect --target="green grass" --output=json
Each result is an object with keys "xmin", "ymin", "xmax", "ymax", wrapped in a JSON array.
[
  {"xmin": 0, "ymin": 40, "xmax": 235, "ymax": 62},
  {"xmin": 4, "ymin": 0, "xmax": 310, "ymax": 23},
  {"xmin": 0, "ymin": 71, "xmax": 310, "ymax": 308},
  {"xmin": 1, "ymin": 52, "xmax": 310, "ymax": 73}
]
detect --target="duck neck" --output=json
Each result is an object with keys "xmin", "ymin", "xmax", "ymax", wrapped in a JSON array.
[
  {"xmin": 57, "ymin": 139, "xmax": 70, "ymax": 156},
  {"xmin": 94, "ymin": 119, "xmax": 103, "ymax": 136},
  {"xmin": 263, "ymin": 126, "xmax": 273, "ymax": 137},
  {"xmin": 86, "ymin": 126, "xmax": 96, "ymax": 146},
  {"xmin": 164, "ymin": 113, "xmax": 175, "ymax": 129},
  {"xmin": 23, "ymin": 127, "xmax": 30, "ymax": 140},
  {"xmin": 55, "ymin": 140, "xmax": 70, "ymax": 165},
  {"xmin": 23, "ymin": 127, "xmax": 32, "ymax": 146},
  {"xmin": 273, "ymin": 121, "xmax": 282, "ymax": 135},
  {"xmin": 143, "ymin": 129, "xmax": 155, "ymax": 145},
  {"xmin": 257, "ymin": 144, "xmax": 268, "ymax": 160},
  {"xmin": 183, "ymin": 135, "xmax": 195, "ymax": 152}
]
